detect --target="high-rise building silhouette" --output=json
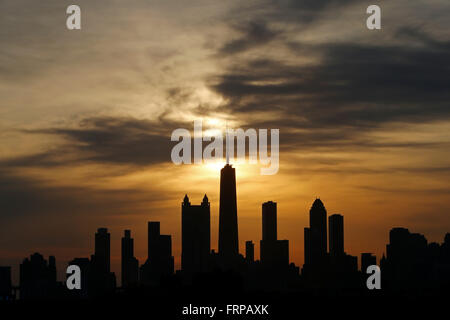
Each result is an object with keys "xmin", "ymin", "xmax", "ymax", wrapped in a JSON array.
[
  {"xmin": 148, "ymin": 222, "xmax": 160, "ymax": 262},
  {"xmin": 0, "ymin": 266, "xmax": 12, "ymax": 300},
  {"xmin": 444, "ymin": 233, "xmax": 450, "ymax": 263},
  {"xmin": 303, "ymin": 199, "xmax": 357, "ymax": 283},
  {"xmin": 245, "ymin": 241, "xmax": 254, "ymax": 263},
  {"xmin": 386, "ymin": 227, "xmax": 428, "ymax": 272},
  {"xmin": 92, "ymin": 228, "xmax": 116, "ymax": 294},
  {"xmin": 218, "ymin": 164, "xmax": 239, "ymax": 259},
  {"xmin": 263, "ymin": 240, "xmax": 289, "ymax": 267},
  {"xmin": 262, "ymin": 201, "xmax": 277, "ymax": 241},
  {"xmin": 141, "ymin": 221, "xmax": 174, "ymax": 285},
  {"xmin": 94, "ymin": 228, "xmax": 110, "ymax": 274},
  {"xmin": 383, "ymin": 227, "xmax": 428, "ymax": 288},
  {"xmin": 305, "ymin": 198, "xmax": 327, "ymax": 266},
  {"xmin": 260, "ymin": 201, "xmax": 289, "ymax": 267},
  {"xmin": 329, "ymin": 214, "xmax": 344, "ymax": 257},
  {"xmin": 381, "ymin": 229, "xmax": 450, "ymax": 290},
  {"xmin": 48, "ymin": 255, "xmax": 57, "ymax": 284},
  {"xmin": 304, "ymin": 227, "xmax": 311, "ymax": 265},
  {"xmin": 159, "ymin": 235, "xmax": 175, "ymax": 274},
  {"xmin": 182, "ymin": 194, "xmax": 211, "ymax": 273},
  {"xmin": 121, "ymin": 230, "xmax": 139, "ymax": 287},
  {"xmin": 20, "ymin": 253, "xmax": 57, "ymax": 299}
]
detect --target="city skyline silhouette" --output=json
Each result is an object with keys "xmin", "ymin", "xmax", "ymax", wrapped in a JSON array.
[
  {"xmin": 1, "ymin": 163, "xmax": 449, "ymax": 301},
  {"xmin": 1, "ymin": 1, "xmax": 450, "ymax": 315},
  {"xmin": 2, "ymin": 2, "xmax": 450, "ymax": 303}
]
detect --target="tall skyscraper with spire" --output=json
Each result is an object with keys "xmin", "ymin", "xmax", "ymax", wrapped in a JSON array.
[{"xmin": 218, "ymin": 164, "xmax": 239, "ymax": 259}]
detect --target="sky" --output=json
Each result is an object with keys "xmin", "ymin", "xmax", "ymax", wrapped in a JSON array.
[{"xmin": 1, "ymin": 0, "xmax": 450, "ymax": 285}]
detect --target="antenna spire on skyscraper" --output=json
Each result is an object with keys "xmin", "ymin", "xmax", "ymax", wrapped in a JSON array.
[{"xmin": 226, "ymin": 121, "xmax": 230, "ymax": 165}]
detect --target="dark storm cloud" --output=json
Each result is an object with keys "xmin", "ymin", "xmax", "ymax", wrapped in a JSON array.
[
  {"xmin": 210, "ymin": 28, "xmax": 450, "ymax": 142},
  {"xmin": 395, "ymin": 27, "xmax": 450, "ymax": 49},
  {"xmin": 218, "ymin": 21, "xmax": 281, "ymax": 55},
  {"xmin": 1, "ymin": 116, "xmax": 189, "ymax": 169},
  {"xmin": 269, "ymin": 0, "xmax": 358, "ymax": 12},
  {"xmin": 0, "ymin": 170, "xmax": 147, "ymax": 220},
  {"xmin": 42, "ymin": 117, "xmax": 174, "ymax": 166},
  {"xmin": 0, "ymin": 151, "xmax": 65, "ymax": 168},
  {"xmin": 266, "ymin": 0, "xmax": 359, "ymax": 23},
  {"xmin": 218, "ymin": 0, "xmax": 362, "ymax": 57},
  {"xmin": 225, "ymin": 0, "xmax": 360, "ymax": 28}
]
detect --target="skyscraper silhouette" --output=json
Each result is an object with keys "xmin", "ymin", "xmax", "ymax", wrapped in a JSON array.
[
  {"xmin": 48, "ymin": 255, "xmax": 57, "ymax": 284},
  {"xmin": 20, "ymin": 253, "xmax": 57, "ymax": 299},
  {"xmin": 0, "ymin": 266, "xmax": 12, "ymax": 300},
  {"xmin": 245, "ymin": 241, "xmax": 255, "ymax": 263},
  {"xmin": 121, "ymin": 230, "xmax": 139, "ymax": 287},
  {"xmin": 218, "ymin": 164, "xmax": 239, "ymax": 260},
  {"xmin": 141, "ymin": 221, "xmax": 174, "ymax": 285},
  {"xmin": 307, "ymin": 198, "xmax": 327, "ymax": 265},
  {"xmin": 182, "ymin": 194, "xmax": 211, "ymax": 273},
  {"xmin": 148, "ymin": 222, "xmax": 160, "ymax": 262},
  {"xmin": 384, "ymin": 227, "xmax": 428, "ymax": 288},
  {"xmin": 304, "ymin": 227, "xmax": 311, "ymax": 265},
  {"xmin": 260, "ymin": 201, "xmax": 289, "ymax": 268},
  {"xmin": 92, "ymin": 228, "xmax": 116, "ymax": 294},
  {"xmin": 329, "ymin": 214, "xmax": 344, "ymax": 257},
  {"xmin": 159, "ymin": 235, "xmax": 175, "ymax": 275},
  {"xmin": 94, "ymin": 228, "xmax": 110, "ymax": 274},
  {"xmin": 262, "ymin": 201, "xmax": 277, "ymax": 241}
]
